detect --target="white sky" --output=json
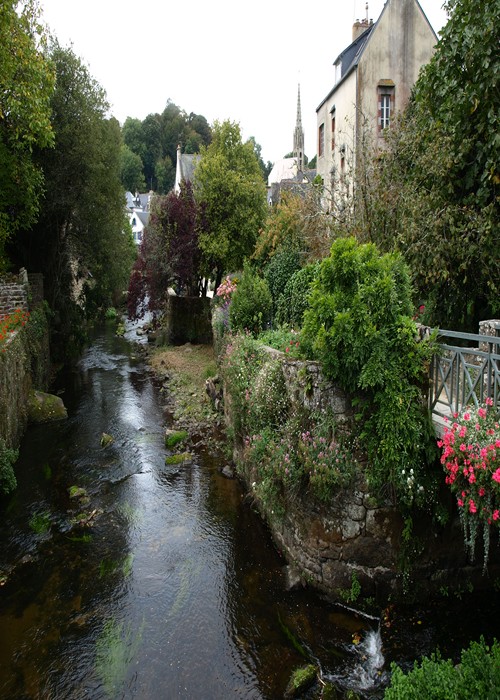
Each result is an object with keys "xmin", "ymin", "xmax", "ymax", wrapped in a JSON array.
[{"xmin": 39, "ymin": 0, "xmax": 448, "ymax": 165}]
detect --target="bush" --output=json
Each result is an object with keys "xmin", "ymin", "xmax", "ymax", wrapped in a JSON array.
[
  {"xmin": 0, "ymin": 438, "xmax": 18, "ymax": 496},
  {"xmin": 302, "ymin": 237, "xmax": 437, "ymax": 506},
  {"xmin": 275, "ymin": 262, "xmax": 319, "ymax": 328},
  {"xmin": 263, "ymin": 248, "xmax": 301, "ymax": 313},
  {"xmin": 384, "ymin": 637, "xmax": 500, "ymax": 699},
  {"xmin": 229, "ymin": 262, "xmax": 272, "ymax": 335}
]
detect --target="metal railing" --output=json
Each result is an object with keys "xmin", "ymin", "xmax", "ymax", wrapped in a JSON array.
[{"xmin": 429, "ymin": 327, "xmax": 500, "ymax": 433}]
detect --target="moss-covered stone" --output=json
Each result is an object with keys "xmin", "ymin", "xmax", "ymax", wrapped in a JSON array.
[
  {"xmin": 165, "ymin": 452, "xmax": 193, "ymax": 466},
  {"xmin": 165, "ymin": 429, "xmax": 188, "ymax": 448},
  {"xmin": 68, "ymin": 485, "xmax": 87, "ymax": 500},
  {"xmin": 100, "ymin": 433, "xmax": 114, "ymax": 448},
  {"xmin": 284, "ymin": 664, "xmax": 318, "ymax": 698},
  {"xmin": 27, "ymin": 390, "xmax": 67, "ymax": 424}
]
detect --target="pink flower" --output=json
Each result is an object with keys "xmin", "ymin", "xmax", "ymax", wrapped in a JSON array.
[
  {"xmin": 493, "ymin": 510, "xmax": 499, "ymax": 521},
  {"xmin": 463, "ymin": 412, "xmax": 471, "ymax": 421},
  {"xmin": 492, "ymin": 468, "xmax": 500, "ymax": 484},
  {"xmin": 478, "ymin": 407, "xmax": 486, "ymax": 419},
  {"xmin": 469, "ymin": 500, "xmax": 477, "ymax": 514}
]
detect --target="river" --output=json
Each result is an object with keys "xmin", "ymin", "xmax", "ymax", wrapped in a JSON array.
[{"xmin": 0, "ymin": 320, "xmax": 497, "ymax": 699}]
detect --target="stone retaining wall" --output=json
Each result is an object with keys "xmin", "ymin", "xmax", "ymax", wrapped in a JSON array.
[
  {"xmin": 0, "ymin": 271, "xmax": 49, "ymax": 448},
  {"xmin": 224, "ymin": 343, "xmax": 500, "ymax": 604},
  {"xmin": 0, "ymin": 269, "xmax": 29, "ymax": 316}
]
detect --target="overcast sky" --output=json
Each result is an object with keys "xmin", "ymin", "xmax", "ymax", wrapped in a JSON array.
[{"xmin": 39, "ymin": 0, "xmax": 448, "ymax": 164}]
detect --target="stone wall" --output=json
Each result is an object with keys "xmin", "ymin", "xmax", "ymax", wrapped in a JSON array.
[
  {"xmin": 0, "ymin": 329, "xmax": 32, "ymax": 448},
  {"xmin": 224, "ymin": 344, "xmax": 500, "ymax": 604},
  {"xmin": 0, "ymin": 271, "xmax": 50, "ymax": 448},
  {"xmin": 165, "ymin": 296, "xmax": 213, "ymax": 345},
  {"xmin": 0, "ymin": 269, "xmax": 29, "ymax": 316}
]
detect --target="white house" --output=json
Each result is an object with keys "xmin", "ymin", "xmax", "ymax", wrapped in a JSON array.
[
  {"xmin": 316, "ymin": 0, "xmax": 437, "ymax": 204},
  {"xmin": 125, "ymin": 191, "xmax": 152, "ymax": 245}
]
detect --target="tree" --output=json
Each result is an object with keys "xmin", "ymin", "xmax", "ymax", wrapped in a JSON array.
[
  {"xmin": 9, "ymin": 42, "xmax": 135, "ymax": 358},
  {"xmin": 127, "ymin": 181, "xmax": 203, "ymax": 319},
  {"xmin": 0, "ymin": 0, "xmax": 55, "ymax": 265},
  {"xmin": 120, "ymin": 144, "xmax": 146, "ymax": 192},
  {"xmin": 121, "ymin": 103, "xmax": 212, "ymax": 194},
  {"xmin": 253, "ymin": 188, "xmax": 330, "ymax": 266},
  {"xmin": 194, "ymin": 120, "xmax": 267, "ymax": 288}
]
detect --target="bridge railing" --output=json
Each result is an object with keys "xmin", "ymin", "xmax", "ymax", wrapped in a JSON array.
[{"xmin": 429, "ymin": 325, "xmax": 500, "ymax": 434}]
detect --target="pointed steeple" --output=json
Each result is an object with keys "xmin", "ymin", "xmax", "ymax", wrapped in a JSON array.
[{"xmin": 293, "ymin": 84, "xmax": 305, "ymax": 173}]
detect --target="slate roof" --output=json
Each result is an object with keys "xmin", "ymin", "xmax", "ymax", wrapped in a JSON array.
[
  {"xmin": 136, "ymin": 211, "xmax": 149, "ymax": 226},
  {"xmin": 178, "ymin": 153, "xmax": 200, "ymax": 184},
  {"xmin": 334, "ymin": 25, "xmax": 374, "ymax": 83},
  {"xmin": 317, "ymin": 24, "xmax": 374, "ymax": 111}
]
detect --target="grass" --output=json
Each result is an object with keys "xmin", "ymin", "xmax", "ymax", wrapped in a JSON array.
[{"xmin": 149, "ymin": 343, "xmax": 218, "ymax": 424}]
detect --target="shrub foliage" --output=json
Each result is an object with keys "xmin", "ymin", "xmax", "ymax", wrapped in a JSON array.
[{"xmin": 302, "ymin": 237, "xmax": 437, "ymax": 505}]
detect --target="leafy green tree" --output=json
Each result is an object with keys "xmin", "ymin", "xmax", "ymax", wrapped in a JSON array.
[
  {"xmin": 248, "ymin": 136, "xmax": 272, "ymax": 182},
  {"xmin": 122, "ymin": 117, "xmax": 147, "ymax": 162},
  {"xmin": 194, "ymin": 120, "xmax": 267, "ymax": 288},
  {"xmin": 121, "ymin": 103, "xmax": 212, "ymax": 193},
  {"xmin": 9, "ymin": 43, "xmax": 135, "ymax": 359},
  {"xmin": 0, "ymin": 0, "xmax": 55, "ymax": 265},
  {"xmin": 120, "ymin": 144, "xmax": 146, "ymax": 192}
]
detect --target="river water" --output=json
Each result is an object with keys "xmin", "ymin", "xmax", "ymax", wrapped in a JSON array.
[{"xmin": 0, "ymin": 321, "xmax": 498, "ymax": 699}]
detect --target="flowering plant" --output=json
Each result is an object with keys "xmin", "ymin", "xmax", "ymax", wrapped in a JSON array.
[
  {"xmin": 215, "ymin": 276, "xmax": 238, "ymax": 304},
  {"xmin": 299, "ymin": 428, "xmax": 357, "ymax": 502},
  {"xmin": 0, "ymin": 308, "xmax": 30, "ymax": 350},
  {"xmin": 438, "ymin": 397, "xmax": 500, "ymax": 567}
]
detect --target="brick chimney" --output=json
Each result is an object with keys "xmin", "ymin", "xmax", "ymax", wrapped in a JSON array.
[{"xmin": 352, "ymin": 2, "xmax": 373, "ymax": 41}]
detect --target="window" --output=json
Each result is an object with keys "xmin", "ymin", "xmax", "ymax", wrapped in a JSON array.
[
  {"xmin": 380, "ymin": 94, "xmax": 391, "ymax": 129},
  {"xmin": 377, "ymin": 81, "xmax": 395, "ymax": 133},
  {"xmin": 318, "ymin": 123, "xmax": 325, "ymax": 158},
  {"xmin": 330, "ymin": 109, "xmax": 336, "ymax": 151}
]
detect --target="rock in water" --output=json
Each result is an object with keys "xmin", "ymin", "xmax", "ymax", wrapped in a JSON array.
[
  {"xmin": 100, "ymin": 433, "xmax": 114, "ymax": 448},
  {"xmin": 27, "ymin": 390, "xmax": 68, "ymax": 424}
]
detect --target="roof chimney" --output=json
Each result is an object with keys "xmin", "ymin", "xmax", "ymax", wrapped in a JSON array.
[{"xmin": 352, "ymin": 2, "xmax": 372, "ymax": 41}]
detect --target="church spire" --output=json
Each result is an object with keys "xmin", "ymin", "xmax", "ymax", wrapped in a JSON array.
[{"xmin": 293, "ymin": 84, "xmax": 304, "ymax": 172}]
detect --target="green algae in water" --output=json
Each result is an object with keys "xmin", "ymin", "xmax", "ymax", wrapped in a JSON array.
[
  {"xmin": 95, "ymin": 618, "xmax": 144, "ymax": 697},
  {"xmin": 116, "ymin": 502, "xmax": 143, "ymax": 526},
  {"xmin": 170, "ymin": 559, "xmax": 201, "ymax": 618},
  {"xmin": 99, "ymin": 553, "xmax": 134, "ymax": 579},
  {"xmin": 122, "ymin": 553, "xmax": 134, "ymax": 578},
  {"xmin": 66, "ymin": 533, "xmax": 92, "ymax": 543},
  {"xmin": 29, "ymin": 510, "xmax": 51, "ymax": 534}
]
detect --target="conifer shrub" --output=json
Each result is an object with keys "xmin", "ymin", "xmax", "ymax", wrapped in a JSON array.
[
  {"xmin": 229, "ymin": 262, "xmax": 272, "ymax": 336},
  {"xmin": 275, "ymin": 262, "xmax": 319, "ymax": 328},
  {"xmin": 263, "ymin": 248, "xmax": 301, "ymax": 314}
]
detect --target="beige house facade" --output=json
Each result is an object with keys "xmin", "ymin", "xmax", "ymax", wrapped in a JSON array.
[{"xmin": 316, "ymin": 0, "xmax": 437, "ymax": 204}]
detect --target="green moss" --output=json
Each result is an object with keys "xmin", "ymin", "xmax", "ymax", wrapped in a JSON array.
[
  {"xmin": 100, "ymin": 433, "xmax": 114, "ymax": 448},
  {"xmin": 284, "ymin": 664, "xmax": 317, "ymax": 698},
  {"xmin": 29, "ymin": 510, "xmax": 51, "ymax": 534},
  {"xmin": 165, "ymin": 430, "xmax": 188, "ymax": 448},
  {"xmin": 68, "ymin": 485, "xmax": 87, "ymax": 499},
  {"xmin": 165, "ymin": 452, "xmax": 193, "ymax": 465}
]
